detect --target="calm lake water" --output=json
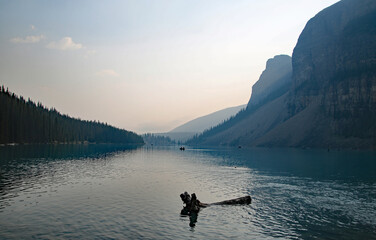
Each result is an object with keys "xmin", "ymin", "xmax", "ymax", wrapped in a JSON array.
[{"xmin": 0, "ymin": 145, "xmax": 375, "ymax": 239}]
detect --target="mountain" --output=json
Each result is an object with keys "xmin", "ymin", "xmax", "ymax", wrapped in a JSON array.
[
  {"xmin": 171, "ymin": 104, "xmax": 246, "ymax": 133},
  {"xmin": 259, "ymin": 0, "xmax": 376, "ymax": 149},
  {"xmin": 188, "ymin": 0, "xmax": 376, "ymax": 149},
  {"xmin": 248, "ymin": 55, "xmax": 292, "ymax": 108},
  {"xmin": 0, "ymin": 86, "xmax": 144, "ymax": 145},
  {"xmin": 187, "ymin": 55, "xmax": 292, "ymax": 146},
  {"xmin": 166, "ymin": 104, "xmax": 245, "ymax": 142}
]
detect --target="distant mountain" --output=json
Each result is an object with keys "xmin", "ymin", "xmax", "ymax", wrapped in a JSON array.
[
  {"xmin": 188, "ymin": 0, "xmax": 376, "ymax": 149},
  {"xmin": 0, "ymin": 86, "xmax": 144, "ymax": 145},
  {"xmin": 171, "ymin": 104, "xmax": 246, "ymax": 133},
  {"xmin": 167, "ymin": 104, "xmax": 245, "ymax": 141}
]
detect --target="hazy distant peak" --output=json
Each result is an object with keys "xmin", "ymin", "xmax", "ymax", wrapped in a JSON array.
[{"xmin": 170, "ymin": 104, "xmax": 246, "ymax": 133}]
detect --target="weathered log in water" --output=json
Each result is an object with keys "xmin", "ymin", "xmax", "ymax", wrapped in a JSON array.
[
  {"xmin": 180, "ymin": 192, "xmax": 252, "ymax": 227},
  {"xmin": 210, "ymin": 195, "xmax": 252, "ymax": 205},
  {"xmin": 180, "ymin": 192, "xmax": 251, "ymax": 214}
]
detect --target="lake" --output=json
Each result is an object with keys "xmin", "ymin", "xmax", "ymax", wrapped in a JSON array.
[{"xmin": 0, "ymin": 145, "xmax": 375, "ymax": 239}]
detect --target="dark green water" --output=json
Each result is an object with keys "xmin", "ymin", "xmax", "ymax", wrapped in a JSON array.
[{"xmin": 0, "ymin": 145, "xmax": 375, "ymax": 239}]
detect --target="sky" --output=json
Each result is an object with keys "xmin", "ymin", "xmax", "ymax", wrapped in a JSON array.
[{"xmin": 0, "ymin": 0, "xmax": 340, "ymax": 133}]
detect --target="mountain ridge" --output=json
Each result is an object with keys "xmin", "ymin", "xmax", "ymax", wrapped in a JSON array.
[
  {"xmin": 187, "ymin": 0, "xmax": 376, "ymax": 149},
  {"xmin": 187, "ymin": 54, "xmax": 293, "ymax": 146},
  {"xmin": 170, "ymin": 104, "xmax": 246, "ymax": 133},
  {"xmin": 153, "ymin": 104, "xmax": 246, "ymax": 142}
]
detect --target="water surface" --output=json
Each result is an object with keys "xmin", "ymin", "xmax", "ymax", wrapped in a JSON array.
[{"xmin": 0, "ymin": 145, "xmax": 375, "ymax": 239}]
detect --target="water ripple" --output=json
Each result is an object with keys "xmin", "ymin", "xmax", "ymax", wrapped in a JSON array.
[{"xmin": 0, "ymin": 146, "xmax": 375, "ymax": 239}]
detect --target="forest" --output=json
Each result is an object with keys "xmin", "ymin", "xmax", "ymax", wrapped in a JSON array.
[
  {"xmin": 0, "ymin": 86, "xmax": 144, "ymax": 145},
  {"xmin": 142, "ymin": 133, "xmax": 175, "ymax": 146}
]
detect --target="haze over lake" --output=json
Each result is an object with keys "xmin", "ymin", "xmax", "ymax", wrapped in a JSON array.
[
  {"xmin": 1, "ymin": 0, "xmax": 376, "ymax": 239},
  {"xmin": 0, "ymin": 0, "xmax": 339, "ymax": 133}
]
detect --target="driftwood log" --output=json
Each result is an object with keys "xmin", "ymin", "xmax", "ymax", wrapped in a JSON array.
[{"xmin": 180, "ymin": 192, "xmax": 252, "ymax": 227}]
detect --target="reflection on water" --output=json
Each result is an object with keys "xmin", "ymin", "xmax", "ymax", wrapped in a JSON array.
[
  {"xmin": 0, "ymin": 143, "xmax": 139, "ymax": 162},
  {"xmin": 199, "ymin": 147, "xmax": 376, "ymax": 181},
  {"xmin": 0, "ymin": 144, "xmax": 139, "ymax": 208},
  {"xmin": 0, "ymin": 145, "xmax": 375, "ymax": 239}
]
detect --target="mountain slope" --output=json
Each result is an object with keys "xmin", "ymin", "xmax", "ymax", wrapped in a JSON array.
[
  {"xmin": 163, "ymin": 104, "xmax": 245, "ymax": 142},
  {"xmin": 187, "ymin": 55, "xmax": 292, "ymax": 145},
  {"xmin": 286, "ymin": 0, "xmax": 376, "ymax": 147},
  {"xmin": 276, "ymin": 0, "xmax": 376, "ymax": 148},
  {"xmin": 196, "ymin": 93, "xmax": 289, "ymax": 146},
  {"xmin": 188, "ymin": 0, "xmax": 376, "ymax": 149},
  {"xmin": 170, "ymin": 104, "xmax": 246, "ymax": 133}
]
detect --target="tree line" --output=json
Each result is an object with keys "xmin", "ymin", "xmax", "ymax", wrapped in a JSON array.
[
  {"xmin": 142, "ymin": 133, "xmax": 175, "ymax": 146},
  {"xmin": 0, "ymin": 86, "xmax": 144, "ymax": 145},
  {"xmin": 186, "ymin": 108, "xmax": 249, "ymax": 145}
]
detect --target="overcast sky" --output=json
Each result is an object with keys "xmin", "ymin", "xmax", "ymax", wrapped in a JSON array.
[{"xmin": 0, "ymin": 0, "xmax": 339, "ymax": 133}]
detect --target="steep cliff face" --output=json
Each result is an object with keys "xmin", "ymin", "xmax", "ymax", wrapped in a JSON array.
[
  {"xmin": 288, "ymin": 0, "xmax": 376, "ymax": 145},
  {"xmin": 248, "ymin": 55, "xmax": 292, "ymax": 108},
  {"xmin": 292, "ymin": 0, "xmax": 376, "ymax": 100},
  {"xmin": 188, "ymin": 0, "xmax": 376, "ymax": 149},
  {"xmin": 245, "ymin": 0, "xmax": 376, "ymax": 148}
]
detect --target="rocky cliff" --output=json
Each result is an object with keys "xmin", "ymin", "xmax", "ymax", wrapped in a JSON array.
[
  {"xmin": 286, "ymin": 0, "xmax": 376, "ymax": 147},
  {"xmin": 188, "ymin": 0, "xmax": 376, "ymax": 149},
  {"xmin": 248, "ymin": 55, "xmax": 292, "ymax": 108}
]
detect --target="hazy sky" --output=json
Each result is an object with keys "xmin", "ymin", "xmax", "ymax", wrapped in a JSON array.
[{"xmin": 0, "ymin": 0, "xmax": 339, "ymax": 133}]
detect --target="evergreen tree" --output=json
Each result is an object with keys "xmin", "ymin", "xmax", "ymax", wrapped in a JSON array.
[{"xmin": 0, "ymin": 86, "xmax": 144, "ymax": 145}]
